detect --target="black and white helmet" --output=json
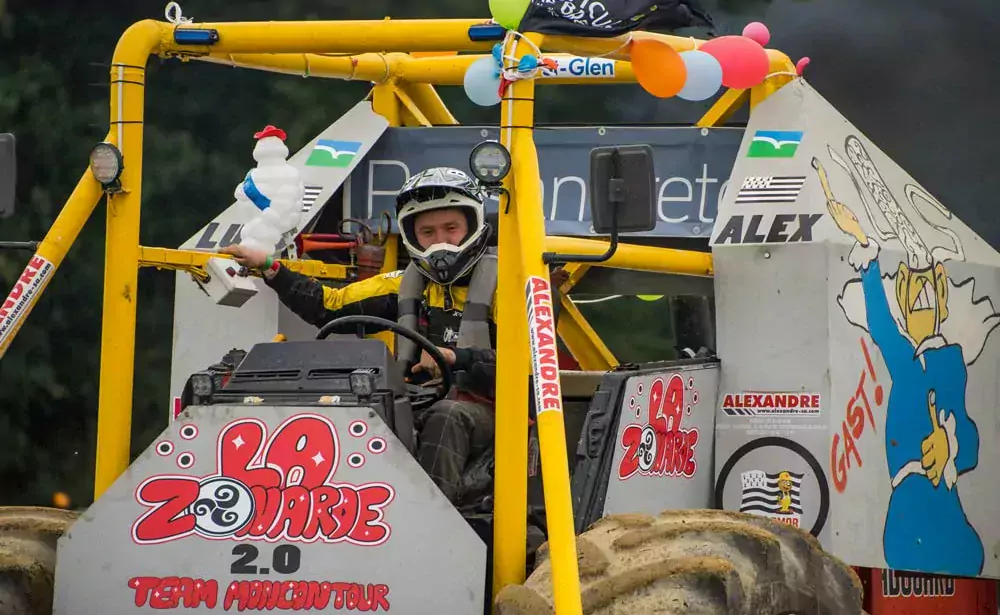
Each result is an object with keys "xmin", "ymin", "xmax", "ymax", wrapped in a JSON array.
[{"xmin": 395, "ymin": 167, "xmax": 491, "ymax": 285}]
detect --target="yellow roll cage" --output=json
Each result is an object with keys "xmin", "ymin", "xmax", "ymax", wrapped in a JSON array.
[{"xmin": 2, "ymin": 16, "xmax": 795, "ymax": 614}]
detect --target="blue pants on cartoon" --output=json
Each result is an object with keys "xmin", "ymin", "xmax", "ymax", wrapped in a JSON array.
[{"xmin": 884, "ymin": 475, "xmax": 984, "ymax": 576}]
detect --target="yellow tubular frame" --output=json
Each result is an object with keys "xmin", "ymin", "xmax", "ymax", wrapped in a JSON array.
[
  {"xmin": 502, "ymin": 32, "xmax": 584, "ymax": 612},
  {"xmin": 0, "ymin": 16, "xmax": 797, "ymax": 613}
]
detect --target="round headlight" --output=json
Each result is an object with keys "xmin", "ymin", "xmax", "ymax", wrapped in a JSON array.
[
  {"xmin": 90, "ymin": 142, "xmax": 123, "ymax": 186},
  {"xmin": 469, "ymin": 141, "xmax": 511, "ymax": 185}
]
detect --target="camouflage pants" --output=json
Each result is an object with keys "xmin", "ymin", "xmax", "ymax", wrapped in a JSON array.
[{"xmin": 416, "ymin": 399, "xmax": 494, "ymax": 505}]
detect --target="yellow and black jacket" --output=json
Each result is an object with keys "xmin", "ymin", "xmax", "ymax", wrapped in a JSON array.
[{"xmin": 264, "ymin": 265, "xmax": 497, "ymax": 398}]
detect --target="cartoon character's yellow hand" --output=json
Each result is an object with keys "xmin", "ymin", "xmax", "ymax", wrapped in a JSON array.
[
  {"xmin": 921, "ymin": 389, "xmax": 949, "ymax": 488},
  {"xmin": 811, "ymin": 157, "xmax": 868, "ymax": 245}
]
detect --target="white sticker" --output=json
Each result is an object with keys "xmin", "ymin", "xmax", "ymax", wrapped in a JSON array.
[
  {"xmin": 540, "ymin": 56, "xmax": 616, "ymax": 79},
  {"xmin": 0, "ymin": 254, "xmax": 54, "ymax": 349},
  {"xmin": 525, "ymin": 275, "xmax": 563, "ymax": 415}
]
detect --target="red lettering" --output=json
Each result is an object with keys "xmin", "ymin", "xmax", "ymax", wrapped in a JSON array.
[
  {"xmin": 543, "ymin": 397, "xmax": 562, "ymax": 410},
  {"xmin": 264, "ymin": 415, "xmax": 338, "ymax": 489},
  {"xmin": 238, "ymin": 486, "xmax": 282, "ymax": 538},
  {"xmin": 152, "ymin": 577, "xmax": 388, "ymax": 611},
  {"xmin": 530, "ymin": 276, "xmax": 549, "ymax": 294},
  {"xmin": 540, "ymin": 365, "xmax": 557, "ymax": 381},
  {"xmin": 219, "ymin": 420, "xmax": 280, "ymax": 489},
  {"xmin": 831, "ymin": 433, "xmax": 848, "ymax": 493},
  {"xmin": 128, "ymin": 577, "xmax": 218, "ymax": 609},
  {"xmin": 541, "ymin": 382, "xmax": 559, "ymax": 398},
  {"xmin": 830, "ymin": 338, "xmax": 884, "ymax": 492},
  {"xmin": 331, "ymin": 582, "xmax": 350, "ymax": 609},
  {"xmin": 130, "ymin": 577, "xmax": 161, "ymax": 607},
  {"xmin": 538, "ymin": 345, "xmax": 557, "ymax": 366},
  {"xmin": 0, "ymin": 256, "xmax": 48, "ymax": 320},
  {"xmin": 133, "ymin": 414, "xmax": 394, "ymax": 545},
  {"xmin": 268, "ymin": 485, "xmax": 311, "ymax": 540},
  {"xmin": 617, "ymin": 424, "xmax": 642, "ymax": 480},
  {"xmin": 350, "ymin": 484, "xmax": 394, "ymax": 545},
  {"xmin": 619, "ymin": 374, "xmax": 699, "ymax": 481},
  {"xmin": 132, "ymin": 478, "xmax": 199, "ymax": 543}
]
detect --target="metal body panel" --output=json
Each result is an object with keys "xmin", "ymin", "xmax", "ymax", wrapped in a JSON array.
[
  {"xmin": 712, "ymin": 79, "xmax": 1000, "ymax": 579},
  {"xmin": 54, "ymin": 404, "xmax": 485, "ymax": 614}
]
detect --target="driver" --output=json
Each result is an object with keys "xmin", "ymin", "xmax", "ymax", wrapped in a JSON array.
[{"xmin": 221, "ymin": 167, "xmax": 496, "ymax": 507}]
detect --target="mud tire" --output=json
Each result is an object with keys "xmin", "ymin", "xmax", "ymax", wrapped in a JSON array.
[
  {"xmin": 495, "ymin": 509, "xmax": 862, "ymax": 615},
  {"xmin": 0, "ymin": 507, "xmax": 78, "ymax": 615}
]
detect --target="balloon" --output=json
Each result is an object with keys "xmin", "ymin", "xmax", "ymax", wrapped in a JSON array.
[
  {"xmin": 463, "ymin": 57, "xmax": 502, "ymax": 107},
  {"xmin": 489, "ymin": 0, "xmax": 531, "ymax": 30},
  {"xmin": 636, "ymin": 295, "xmax": 664, "ymax": 302},
  {"xmin": 630, "ymin": 38, "xmax": 687, "ymax": 99},
  {"xmin": 796, "ymin": 57, "xmax": 811, "ymax": 76},
  {"xmin": 676, "ymin": 50, "xmax": 723, "ymax": 101},
  {"xmin": 700, "ymin": 35, "xmax": 770, "ymax": 89},
  {"xmin": 742, "ymin": 21, "xmax": 770, "ymax": 46},
  {"xmin": 518, "ymin": 55, "xmax": 538, "ymax": 72}
]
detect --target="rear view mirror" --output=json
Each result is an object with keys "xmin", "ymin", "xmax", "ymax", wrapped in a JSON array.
[
  {"xmin": 589, "ymin": 144, "xmax": 656, "ymax": 234},
  {"xmin": 543, "ymin": 144, "xmax": 656, "ymax": 265},
  {"xmin": 0, "ymin": 133, "xmax": 15, "ymax": 218}
]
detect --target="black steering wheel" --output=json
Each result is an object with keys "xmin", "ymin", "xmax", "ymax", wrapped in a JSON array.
[{"xmin": 315, "ymin": 315, "xmax": 454, "ymax": 404}]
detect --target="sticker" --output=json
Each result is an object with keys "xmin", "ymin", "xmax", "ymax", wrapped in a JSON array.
[
  {"xmin": 721, "ymin": 392, "xmax": 821, "ymax": 417},
  {"xmin": 525, "ymin": 276, "xmax": 563, "ymax": 415},
  {"xmin": 171, "ymin": 397, "xmax": 182, "ymax": 422},
  {"xmin": 712, "ymin": 213, "xmax": 823, "ymax": 246},
  {"xmin": 734, "ymin": 175, "xmax": 806, "ymax": 204},
  {"xmin": 539, "ymin": 56, "xmax": 616, "ymax": 79},
  {"xmin": 747, "ymin": 130, "xmax": 804, "ymax": 158},
  {"xmin": 617, "ymin": 373, "xmax": 701, "ymax": 481},
  {"xmin": 739, "ymin": 469, "xmax": 803, "ymax": 528},
  {"xmin": 0, "ymin": 254, "xmax": 55, "ymax": 350},
  {"xmin": 714, "ymin": 436, "xmax": 830, "ymax": 537},
  {"xmin": 131, "ymin": 413, "xmax": 394, "ymax": 546},
  {"xmin": 305, "ymin": 140, "xmax": 362, "ymax": 168}
]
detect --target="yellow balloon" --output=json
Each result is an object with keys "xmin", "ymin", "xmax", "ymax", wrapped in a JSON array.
[
  {"xmin": 489, "ymin": 0, "xmax": 531, "ymax": 30},
  {"xmin": 636, "ymin": 295, "xmax": 664, "ymax": 302}
]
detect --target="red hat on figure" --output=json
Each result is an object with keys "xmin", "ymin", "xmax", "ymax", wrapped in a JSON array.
[{"xmin": 254, "ymin": 125, "xmax": 287, "ymax": 141}]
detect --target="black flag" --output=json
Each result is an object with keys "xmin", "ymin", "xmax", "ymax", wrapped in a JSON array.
[{"xmin": 517, "ymin": 0, "xmax": 714, "ymax": 38}]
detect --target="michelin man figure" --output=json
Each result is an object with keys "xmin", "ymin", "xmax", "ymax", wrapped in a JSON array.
[{"xmin": 235, "ymin": 125, "xmax": 304, "ymax": 256}]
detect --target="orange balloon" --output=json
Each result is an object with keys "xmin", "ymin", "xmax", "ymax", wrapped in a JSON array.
[
  {"xmin": 630, "ymin": 38, "xmax": 687, "ymax": 99},
  {"xmin": 52, "ymin": 492, "xmax": 71, "ymax": 509}
]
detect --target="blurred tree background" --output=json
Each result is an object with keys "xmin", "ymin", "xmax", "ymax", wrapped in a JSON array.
[{"xmin": 0, "ymin": 0, "xmax": 997, "ymax": 507}]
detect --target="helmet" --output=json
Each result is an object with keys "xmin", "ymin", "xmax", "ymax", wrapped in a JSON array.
[{"xmin": 395, "ymin": 167, "xmax": 491, "ymax": 285}]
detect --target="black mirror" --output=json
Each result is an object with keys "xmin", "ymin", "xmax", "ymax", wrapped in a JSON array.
[
  {"xmin": 589, "ymin": 144, "xmax": 656, "ymax": 234},
  {"xmin": 0, "ymin": 133, "xmax": 14, "ymax": 218},
  {"xmin": 542, "ymin": 144, "xmax": 656, "ymax": 266}
]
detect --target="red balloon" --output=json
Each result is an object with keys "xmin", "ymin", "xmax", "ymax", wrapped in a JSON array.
[{"xmin": 699, "ymin": 35, "xmax": 770, "ymax": 89}]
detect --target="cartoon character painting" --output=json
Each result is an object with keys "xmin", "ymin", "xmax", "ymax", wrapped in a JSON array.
[
  {"xmin": 776, "ymin": 471, "xmax": 794, "ymax": 514},
  {"xmin": 812, "ymin": 135, "xmax": 1000, "ymax": 576}
]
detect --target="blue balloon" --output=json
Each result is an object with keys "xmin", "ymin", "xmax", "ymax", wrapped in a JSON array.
[
  {"xmin": 677, "ymin": 50, "xmax": 723, "ymax": 102},
  {"xmin": 518, "ymin": 55, "xmax": 538, "ymax": 72},
  {"xmin": 492, "ymin": 44, "xmax": 504, "ymax": 66},
  {"xmin": 464, "ymin": 57, "xmax": 502, "ymax": 107}
]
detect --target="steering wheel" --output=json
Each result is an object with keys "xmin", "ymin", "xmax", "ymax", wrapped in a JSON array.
[{"xmin": 315, "ymin": 315, "xmax": 454, "ymax": 405}]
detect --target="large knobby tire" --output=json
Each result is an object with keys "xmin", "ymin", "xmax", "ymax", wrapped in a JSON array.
[
  {"xmin": 495, "ymin": 509, "xmax": 863, "ymax": 615},
  {"xmin": 0, "ymin": 507, "xmax": 78, "ymax": 615}
]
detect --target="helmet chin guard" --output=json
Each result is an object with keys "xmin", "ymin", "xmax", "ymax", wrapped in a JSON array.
[{"xmin": 395, "ymin": 167, "xmax": 491, "ymax": 285}]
